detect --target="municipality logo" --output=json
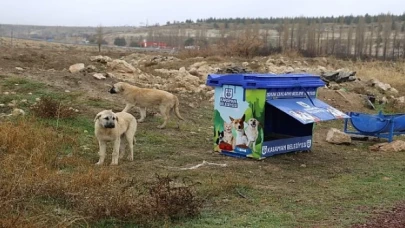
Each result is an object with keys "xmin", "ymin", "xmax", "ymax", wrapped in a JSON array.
[
  {"xmin": 306, "ymin": 139, "xmax": 312, "ymax": 148},
  {"xmin": 220, "ymin": 88, "xmax": 238, "ymax": 108},
  {"xmin": 224, "ymin": 88, "xmax": 233, "ymax": 99}
]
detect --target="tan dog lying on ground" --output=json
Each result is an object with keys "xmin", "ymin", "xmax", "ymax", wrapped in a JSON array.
[
  {"xmin": 109, "ymin": 82, "xmax": 184, "ymax": 129},
  {"xmin": 94, "ymin": 110, "xmax": 137, "ymax": 165}
]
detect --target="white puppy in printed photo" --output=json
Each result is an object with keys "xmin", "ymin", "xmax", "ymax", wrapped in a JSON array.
[{"xmin": 245, "ymin": 118, "xmax": 260, "ymax": 152}]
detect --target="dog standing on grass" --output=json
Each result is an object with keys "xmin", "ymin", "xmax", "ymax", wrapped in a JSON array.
[
  {"xmin": 109, "ymin": 82, "xmax": 184, "ymax": 129},
  {"xmin": 94, "ymin": 110, "xmax": 137, "ymax": 165}
]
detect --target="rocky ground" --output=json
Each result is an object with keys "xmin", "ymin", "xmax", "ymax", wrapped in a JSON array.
[{"xmin": 1, "ymin": 39, "xmax": 405, "ymax": 226}]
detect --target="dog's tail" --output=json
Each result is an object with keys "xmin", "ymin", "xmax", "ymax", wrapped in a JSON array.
[{"xmin": 173, "ymin": 95, "xmax": 184, "ymax": 121}]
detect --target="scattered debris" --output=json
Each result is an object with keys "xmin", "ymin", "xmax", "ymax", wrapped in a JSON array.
[
  {"xmin": 165, "ymin": 160, "xmax": 227, "ymax": 170},
  {"xmin": 216, "ymin": 65, "xmax": 252, "ymax": 74},
  {"xmin": 93, "ymin": 73, "xmax": 106, "ymax": 80},
  {"xmin": 150, "ymin": 55, "xmax": 179, "ymax": 63},
  {"xmin": 320, "ymin": 69, "xmax": 357, "ymax": 84},
  {"xmin": 89, "ymin": 55, "xmax": 112, "ymax": 63},
  {"xmin": 15, "ymin": 67, "xmax": 24, "ymax": 71}
]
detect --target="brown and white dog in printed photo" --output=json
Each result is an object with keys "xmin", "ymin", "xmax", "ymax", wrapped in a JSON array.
[{"xmin": 229, "ymin": 114, "xmax": 248, "ymax": 149}]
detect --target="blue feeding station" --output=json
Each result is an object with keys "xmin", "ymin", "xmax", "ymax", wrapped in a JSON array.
[
  {"xmin": 206, "ymin": 73, "xmax": 351, "ymax": 159},
  {"xmin": 343, "ymin": 111, "xmax": 405, "ymax": 142}
]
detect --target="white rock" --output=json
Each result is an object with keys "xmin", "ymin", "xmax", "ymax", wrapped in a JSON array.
[
  {"xmin": 11, "ymin": 108, "xmax": 25, "ymax": 116},
  {"xmin": 388, "ymin": 87, "xmax": 399, "ymax": 94},
  {"xmin": 326, "ymin": 128, "xmax": 351, "ymax": 145},
  {"xmin": 15, "ymin": 67, "xmax": 24, "ymax": 71},
  {"xmin": 369, "ymin": 140, "xmax": 405, "ymax": 152},
  {"xmin": 93, "ymin": 73, "xmax": 106, "ymax": 80},
  {"xmin": 69, "ymin": 63, "xmax": 85, "ymax": 73},
  {"xmin": 107, "ymin": 59, "xmax": 136, "ymax": 73}
]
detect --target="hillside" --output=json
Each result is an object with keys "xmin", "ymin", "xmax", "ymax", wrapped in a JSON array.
[{"xmin": 1, "ymin": 13, "xmax": 405, "ymax": 59}]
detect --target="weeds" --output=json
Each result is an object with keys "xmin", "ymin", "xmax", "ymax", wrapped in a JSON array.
[
  {"xmin": 148, "ymin": 174, "xmax": 203, "ymax": 220},
  {"xmin": 30, "ymin": 95, "xmax": 77, "ymax": 119},
  {"xmin": 0, "ymin": 117, "xmax": 204, "ymax": 227}
]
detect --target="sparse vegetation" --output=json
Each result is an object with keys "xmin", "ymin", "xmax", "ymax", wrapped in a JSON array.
[
  {"xmin": 2, "ymin": 37, "xmax": 405, "ymax": 227},
  {"xmin": 30, "ymin": 95, "xmax": 77, "ymax": 119}
]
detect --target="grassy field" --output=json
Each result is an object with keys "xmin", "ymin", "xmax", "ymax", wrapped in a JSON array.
[{"xmin": 1, "ymin": 74, "xmax": 405, "ymax": 228}]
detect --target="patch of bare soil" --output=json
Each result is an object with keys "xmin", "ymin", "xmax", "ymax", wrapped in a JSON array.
[{"xmin": 352, "ymin": 203, "xmax": 405, "ymax": 228}]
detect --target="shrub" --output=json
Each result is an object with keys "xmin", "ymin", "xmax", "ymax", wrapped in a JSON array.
[
  {"xmin": 114, "ymin": 37, "xmax": 127, "ymax": 46},
  {"xmin": 30, "ymin": 96, "xmax": 76, "ymax": 119}
]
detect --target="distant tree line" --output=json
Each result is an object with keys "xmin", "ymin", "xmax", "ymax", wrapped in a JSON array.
[
  {"xmin": 183, "ymin": 13, "xmax": 405, "ymax": 25},
  {"xmin": 168, "ymin": 13, "xmax": 405, "ymax": 60}
]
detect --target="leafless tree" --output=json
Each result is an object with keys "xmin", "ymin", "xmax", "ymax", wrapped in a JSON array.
[
  {"xmin": 347, "ymin": 25, "xmax": 353, "ymax": 56},
  {"xmin": 317, "ymin": 22, "xmax": 323, "ymax": 55},
  {"xmin": 354, "ymin": 16, "xmax": 366, "ymax": 57},
  {"xmin": 282, "ymin": 19, "xmax": 290, "ymax": 51},
  {"xmin": 96, "ymin": 25, "xmax": 104, "ymax": 52},
  {"xmin": 306, "ymin": 22, "xmax": 317, "ymax": 56},
  {"xmin": 375, "ymin": 15, "xmax": 384, "ymax": 58},
  {"xmin": 296, "ymin": 17, "xmax": 306, "ymax": 50},
  {"xmin": 382, "ymin": 14, "xmax": 392, "ymax": 60},
  {"xmin": 290, "ymin": 22, "xmax": 295, "ymax": 50},
  {"xmin": 331, "ymin": 24, "xmax": 336, "ymax": 55},
  {"xmin": 368, "ymin": 24, "xmax": 374, "ymax": 56},
  {"xmin": 391, "ymin": 20, "xmax": 399, "ymax": 59}
]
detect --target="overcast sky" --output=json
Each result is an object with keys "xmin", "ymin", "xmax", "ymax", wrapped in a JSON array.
[{"xmin": 1, "ymin": 0, "xmax": 404, "ymax": 27}]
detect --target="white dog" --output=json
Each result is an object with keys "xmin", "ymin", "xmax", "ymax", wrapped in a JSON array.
[
  {"xmin": 94, "ymin": 110, "xmax": 137, "ymax": 165},
  {"xmin": 245, "ymin": 118, "xmax": 260, "ymax": 151}
]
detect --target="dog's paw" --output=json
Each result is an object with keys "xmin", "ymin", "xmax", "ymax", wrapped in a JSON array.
[
  {"xmin": 157, "ymin": 125, "xmax": 165, "ymax": 129},
  {"xmin": 95, "ymin": 161, "xmax": 103, "ymax": 165},
  {"xmin": 127, "ymin": 156, "xmax": 133, "ymax": 161},
  {"xmin": 110, "ymin": 162, "xmax": 118, "ymax": 166},
  {"xmin": 138, "ymin": 119, "xmax": 145, "ymax": 123}
]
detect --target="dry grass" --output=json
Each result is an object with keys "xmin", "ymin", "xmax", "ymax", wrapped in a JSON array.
[
  {"xmin": 352, "ymin": 61, "xmax": 405, "ymax": 91},
  {"xmin": 0, "ymin": 116, "xmax": 203, "ymax": 227}
]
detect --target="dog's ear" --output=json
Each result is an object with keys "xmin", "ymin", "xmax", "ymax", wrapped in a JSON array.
[
  {"xmin": 241, "ymin": 114, "xmax": 245, "ymax": 121},
  {"xmin": 229, "ymin": 116, "xmax": 234, "ymax": 121},
  {"xmin": 94, "ymin": 114, "xmax": 101, "ymax": 122}
]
